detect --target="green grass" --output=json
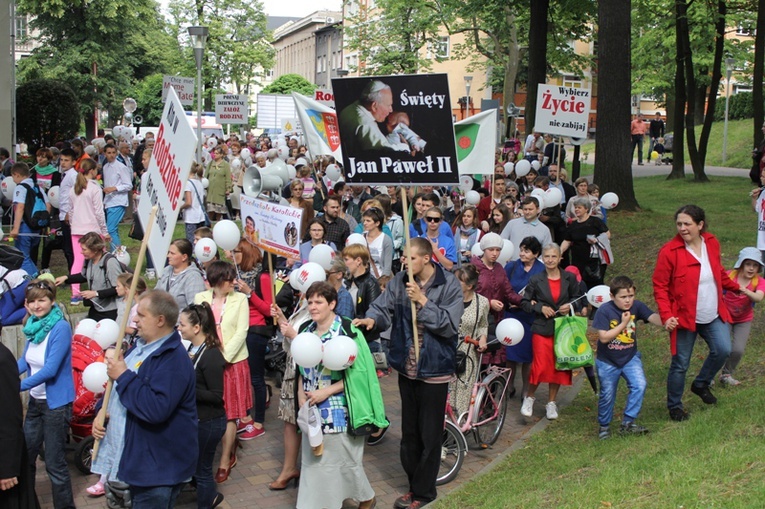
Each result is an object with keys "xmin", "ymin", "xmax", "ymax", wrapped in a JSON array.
[{"xmin": 435, "ymin": 176, "xmax": 765, "ymax": 509}]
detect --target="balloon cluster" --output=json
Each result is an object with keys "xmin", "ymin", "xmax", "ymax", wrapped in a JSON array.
[
  {"xmin": 292, "ymin": 332, "xmax": 358, "ymax": 371},
  {"xmin": 76, "ymin": 319, "xmax": 122, "ymax": 394}
]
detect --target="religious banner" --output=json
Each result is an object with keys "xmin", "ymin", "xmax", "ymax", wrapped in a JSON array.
[{"xmin": 239, "ymin": 195, "xmax": 303, "ymax": 261}]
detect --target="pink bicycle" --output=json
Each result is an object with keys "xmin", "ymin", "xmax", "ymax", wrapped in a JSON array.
[{"xmin": 437, "ymin": 337, "xmax": 513, "ymax": 485}]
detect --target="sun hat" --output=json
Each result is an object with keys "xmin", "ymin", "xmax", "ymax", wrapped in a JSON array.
[
  {"xmin": 297, "ymin": 401, "xmax": 324, "ymax": 456},
  {"xmin": 480, "ymin": 232, "xmax": 503, "ymax": 251},
  {"xmin": 734, "ymin": 247, "xmax": 763, "ymax": 269}
]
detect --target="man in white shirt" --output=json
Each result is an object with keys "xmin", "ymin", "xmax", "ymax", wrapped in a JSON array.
[
  {"xmin": 523, "ymin": 128, "xmax": 544, "ymax": 161},
  {"xmin": 102, "ymin": 144, "xmax": 133, "ymax": 247},
  {"xmin": 500, "ymin": 196, "xmax": 552, "ymax": 260}
]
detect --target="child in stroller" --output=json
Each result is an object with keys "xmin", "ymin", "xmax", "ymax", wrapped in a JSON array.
[
  {"xmin": 653, "ymin": 137, "xmax": 666, "ymax": 165},
  {"xmin": 660, "ymin": 134, "xmax": 673, "ymax": 165}
]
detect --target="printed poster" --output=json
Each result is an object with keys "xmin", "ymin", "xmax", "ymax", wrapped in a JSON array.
[{"xmin": 239, "ymin": 194, "xmax": 303, "ymax": 260}]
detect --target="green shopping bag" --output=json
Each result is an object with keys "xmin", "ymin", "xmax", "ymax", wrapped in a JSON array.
[{"xmin": 554, "ymin": 313, "xmax": 594, "ymax": 370}]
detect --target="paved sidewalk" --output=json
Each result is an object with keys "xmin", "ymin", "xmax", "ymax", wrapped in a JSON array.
[{"xmin": 33, "ymin": 369, "xmax": 584, "ymax": 509}]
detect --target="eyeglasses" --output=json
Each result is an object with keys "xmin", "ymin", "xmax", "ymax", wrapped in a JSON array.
[{"xmin": 425, "ymin": 216, "xmax": 441, "ymax": 223}]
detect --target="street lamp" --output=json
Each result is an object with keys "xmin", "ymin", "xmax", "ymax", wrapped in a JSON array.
[
  {"xmin": 188, "ymin": 25, "xmax": 209, "ymax": 164},
  {"xmin": 464, "ymin": 75, "xmax": 473, "ymax": 119},
  {"xmin": 722, "ymin": 57, "xmax": 735, "ymax": 165}
]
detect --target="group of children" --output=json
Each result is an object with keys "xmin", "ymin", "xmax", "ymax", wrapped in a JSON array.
[{"xmin": 592, "ymin": 246, "xmax": 763, "ymax": 439}]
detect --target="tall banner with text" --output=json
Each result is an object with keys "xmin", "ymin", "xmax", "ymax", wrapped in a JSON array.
[
  {"xmin": 292, "ymin": 92, "xmax": 342, "ymax": 162},
  {"xmin": 534, "ymin": 85, "xmax": 592, "ymax": 139},
  {"xmin": 138, "ymin": 86, "xmax": 196, "ymax": 265},
  {"xmin": 331, "ymin": 74, "xmax": 459, "ymax": 186}
]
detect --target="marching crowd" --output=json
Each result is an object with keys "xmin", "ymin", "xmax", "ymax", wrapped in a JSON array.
[{"xmin": 1, "ymin": 124, "xmax": 763, "ymax": 509}]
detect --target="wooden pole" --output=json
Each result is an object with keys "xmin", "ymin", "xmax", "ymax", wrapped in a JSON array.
[
  {"xmin": 556, "ymin": 137, "xmax": 563, "ymax": 170},
  {"xmin": 311, "ymin": 159, "xmax": 326, "ymax": 201},
  {"xmin": 92, "ymin": 206, "xmax": 158, "ymax": 461},
  {"xmin": 400, "ymin": 187, "xmax": 420, "ymax": 362}
]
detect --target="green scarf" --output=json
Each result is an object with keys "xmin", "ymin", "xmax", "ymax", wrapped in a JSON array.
[
  {"xmin": 33, "ymin": 164, "xmax": 58, "ymax": 176},
  {"xmin": 23, "ymin": 305, "xmax": 64, "ymax": 344}
]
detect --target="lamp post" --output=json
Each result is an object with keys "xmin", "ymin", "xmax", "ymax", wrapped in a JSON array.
[
  {"xmin": 188, "ymin": 26, "xmax": 209, "ymax": 164},
  {"xmin": 722, "ymin": 57, "xmax": 735, "ymax": 165},
  {"xmin": 464, "ymin": 75, "xmax": 473, "ymax": 119}
]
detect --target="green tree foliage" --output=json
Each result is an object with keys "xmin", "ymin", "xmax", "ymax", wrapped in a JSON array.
[
  {"xmin": 167, "ymin": 0, "xmax": 275, "ymax": 109},
  {"xmin": 261, "ymin": 74, "xmax": 317, "ymax": 96},
  {"xmin": 713, "ymin": 91, "xmax": 764, "ymax": 121},
  {"xmin": 125, "ymin": 74, "xmax": 166, "ymax": 126},
  {"xmin": 16, "ymin": 79, "xmax": 80, "ymax": 150},
  {"xmin": 344, "ymin": 0, "xmax": 444, "ymax": 75},
  {"xmin": 16, "ymin": 0, "xmax": 181, "ymax": 138}
]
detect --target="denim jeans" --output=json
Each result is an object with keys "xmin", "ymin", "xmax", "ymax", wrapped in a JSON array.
[
  {"xmin": 195, "ymin": 416, "xmax": 226, "ymax": 509},
  {"xmin": 15, "ymin": 222, "xmax": 41, "ymax": 276},
  {"xmin": 246, "ymin": 331, "xmax": 269, "ymax": 423},
  {"xmin": 24, "ymin": 398, "xmax": 75, "ymax": 509},
  {"xmin": 667, "ymin": 317, "xmax": 731, "ymax": 409},
  {"xmin": 106, "ymin": 206, "xmax": 126, "ymax": 247},
  {"xmin": 596, "ymin": 353, "xmax": 647, "ymax": 426},
  {"xmin": 186, "ymin": 222, "xmax": 205, "ymax": 245},
  {"xmin": 130, "ymin": 483, "xmax": 184, "ymax": 509}
]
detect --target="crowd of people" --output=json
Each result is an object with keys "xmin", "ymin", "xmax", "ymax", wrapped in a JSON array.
[{"xmin": 1, "ymin": 122, "xmax": 763, "ymax": 509}]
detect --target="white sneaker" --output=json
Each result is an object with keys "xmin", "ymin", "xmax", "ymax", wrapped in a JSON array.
[
  {"xmin": 145, "ymin": 269, "xmax": 156, "ymax": 281},
  {"xmin": 521, "ymin": 397, "xmax": 535, "ymax": 417},
  {"xmin": 546, "ymin": 401, "xmax": 559, "ymax": 420},
  {"xmin": 720, "ymin": 374, "xmax": 741, "ymax": 386}
]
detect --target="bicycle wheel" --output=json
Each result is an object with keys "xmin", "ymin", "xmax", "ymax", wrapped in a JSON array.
[
  {"xmin": 473, "ymin": 375, "xmax": 508, "ymax": 446},
  {"xmin": 436, "ymin": 420, "xmax": 467, "ymax": 486}
]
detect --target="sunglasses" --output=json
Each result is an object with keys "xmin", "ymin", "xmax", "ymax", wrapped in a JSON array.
[{"xmin": 425, "ymin": 216, "xmax": 441, "ymax": 223}]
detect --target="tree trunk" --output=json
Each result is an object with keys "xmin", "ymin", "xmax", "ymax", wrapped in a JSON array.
[
  {"xmin": 593, "ymin": 0, "xmax": 638, "ymax": 210},
  {"xmin": 754, "ymin": 0, "xmax": 765, "ymax": 149},
  {"xmin": 668, "ymin": 3, "xmax": 686, "ymax": 180},
  {"xmin": 502, "ymin": 11, "xmax": 520, "ymax": 135},
  {"xmin": 525, "ymin": 0, "xmax": 549, "ymax": 137},
  {"xmin": 693, "ymin": 83, "xmax": 706, "ymax": 125},
  {"xmin": 696, "ymin": 0, "xmax": 726, "ymax": 169},
  {"xmin": 666, "ymin": 94, "xmax": 675, "ymax": 128}
]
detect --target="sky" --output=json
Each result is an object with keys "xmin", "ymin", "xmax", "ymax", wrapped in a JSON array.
[{"xmin": 159, "ymin": 0, "xmax": 342, "ymax": 18}]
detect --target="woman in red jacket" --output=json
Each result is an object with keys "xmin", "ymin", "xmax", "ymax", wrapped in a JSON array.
[{"xmin": 653, "ymin": 205, "xmax": 739, "ymax": 422}]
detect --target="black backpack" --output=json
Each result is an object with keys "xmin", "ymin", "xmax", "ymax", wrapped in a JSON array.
[{"xmin": 20, "ymin": 182, "xmax": 50, "ymax": 230}]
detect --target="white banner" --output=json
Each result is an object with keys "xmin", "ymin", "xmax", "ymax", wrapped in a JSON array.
[
  {"xmin": 138, "ymin": 87, "xmax": 196, "ymax": 265},
  {"xmin": 314, "ymin": 89, "xmax": 335, "ymax": 108},
  {"xmin": 215, "ymin": 94, "xmax": 248, "ymax": 124},
  {"xmin": 239, "ymin": 195, "xmax": 303, "ymax": 261},
  {"xmin": 162, "ymin": 75, "xmax": 195, "ymax": 106},
  {"xmin": 534, "ymin": 84, "xmax": 591, "ymax": 138},
  {"xmin": 292, "ymin": 92, "xmax": 342, "ymax": 162}
]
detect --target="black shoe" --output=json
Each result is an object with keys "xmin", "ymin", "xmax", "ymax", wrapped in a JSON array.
[
  {"xmin": 598, "ymin": 426, "xmax": 611, "ymax": 440},
  {"xmin": 619, "ymin": 422, "xmax": 649, "ymax": 435},
  {"xmin": 212, "ymin": 493, "xmax": 225, "ymax": 508},
  {"xmin": 691, "ymin": 384, "xmax": 717, "ymax": 404},
  {"xmin": 394, "ymin": 492, "xmax": 414, "ymax": 509},
  {"xmin": 669, "ymin": 407, "xmax": 690, "ymax": 421},
  {"xmin": 508, "ymin": 387, "xmax": 517, "ymax": 399},
  {"xmin": 367, "ymin": 425, "xmax": 389, "ymax": 446}
]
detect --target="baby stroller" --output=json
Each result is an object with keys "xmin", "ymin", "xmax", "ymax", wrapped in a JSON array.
[
  {"xmin": 661, "ymin": 133, "xmax": 674, "ymax": 165},
  {"xmin": 70, "ymin": 331, "xmax": 105, "ymax": 474}
]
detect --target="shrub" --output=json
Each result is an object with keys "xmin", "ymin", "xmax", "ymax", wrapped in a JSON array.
[{"xmin": 16, "ymin": 79, "xmax": 80, "ymax": 151}]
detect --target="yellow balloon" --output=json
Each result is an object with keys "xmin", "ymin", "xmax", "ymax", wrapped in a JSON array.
[{"xmin": 651, "ymin": 151, "xmax": 659, "ymax": 159}]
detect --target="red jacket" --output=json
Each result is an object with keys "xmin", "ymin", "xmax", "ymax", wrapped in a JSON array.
[
  {"xmin": 652, "ymin": 232, "xmax": 739, "ymax": 354},
  {"xmin": 248, "ymin": 271, "xmax": 273, "ymax": 328},
  {"xmin": 477, "ymin": 196, "xmax": 498, "ymax": 223}
]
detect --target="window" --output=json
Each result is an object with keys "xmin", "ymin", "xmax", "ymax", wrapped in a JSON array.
[
  {"xmin": 734, "ymin": 84, "xmax": 753, "ymax": 94},
  {"xmin": 15, "ymin": 16, "xmax": 27, "ymax": 39},
  {"xmin": 736, "ymin": 23, "xmax": 755, "ymax": 36},
  {"xmin": 562, "ymin": 76, "xmax": 583, "ymax": 88},
  {"xmin": 426, "ymin": 36, "xmax": 450, "ymax": 59}
]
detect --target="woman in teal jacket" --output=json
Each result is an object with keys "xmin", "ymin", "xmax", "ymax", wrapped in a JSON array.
[{"xmin": 17, "ymin": 279, "xmax": 75, "ymax": 509}]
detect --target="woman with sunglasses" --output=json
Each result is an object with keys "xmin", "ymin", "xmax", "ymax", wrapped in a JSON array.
[
  {"xmin": 17, "ymin": 279, "xmax": 75, "ymax": 509},
  {"xmin": 178, "ymin": 302, "xmax": 226, "ymax": 509},
  {"xmin": 204, "ymin": 146, "xmax": 232, "ymax": 222},
  {"xmin": 413, "ymin": 206, "xmax": 457, "ymax": 270},
  {"xmin": 194, "ymin": 261, "xmax": 252, "ymax": 483}
]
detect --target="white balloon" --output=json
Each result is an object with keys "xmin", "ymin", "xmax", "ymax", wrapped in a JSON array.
[
  {"xmin": 587, "ymin": 285, "xmax": 612, "ymax": 308},
  {"xmin": 326, "ymin": 164, "xmax": 342, "ymax": 182},
  {"xmin": 240, "ymin": 148, "xmax": 251, "ymax": 159},
  {"xmin": 231, "ymin": 158, "xmax": 242, "ymax": 171},
  {"xmin": 322, "ymin": 335, "xmax": 358, "ymax": 371},
  {"xmin": 47, "ymin": 186, "xmax": 61, "ymax": 208},
  {"xmin": 286, "ymin": 164, "xmax": 297, "ymax": 180},
  {"xmin": 213, "ymin": 220, "xmax": 241, "ymax": 251},
  {"xmin": 530, "ymin": 188, "xmax": 546, "ymax": 207},
  {"xmin": 503, "ymin": 162, "xmax": 515, "ymax": 176},
  {"xmin": 206, "ymin": 137, "xmax": 218, "ymax": 149},
  {"xmin": 291, "ymin": 332, "xmax": 324, "ymax": 368},
  {"xmin": 346, "ymin": 233, "xmax": 367, "ymax": 247},
  {"xmin": 278, "ymin": 145, "xmax": 289, "ymax": 161},
  {"xmin": 114, "ymin": 247, "xmax": 130, "ymax": 267},
  {"xmin": 201, "ymin": 178, "xmax": 210, "ymax": 189},
  {"xmin": 112, "ymin": 125, "xmax": 125, "ymax": 139},
  {"xmin": 495, "ymin": 318, "xmax": 525, "ymax": 346},
  {"xmin": 544, "ymin": 187, "xmax": 563, "ymax": 209},
  {"xmin": 308, "ymin": 244, "xmax": 335, "ymax": 271},
  {"xmin": 94, "ymin": 319, "xmax": 120, "ymax": 349},
  {"xmin": 195, "ymin": 237, "xmax": 218, "ymax": 262},
  {"xmin": 459, "ymin": 175, "xmax": 473, "ymax": 193},
  {"xmin": 82, "ymin": 362, "xmax": 109, "ymax": 394},
  {"xmin": 531, "ymin": 160, "xmax": 541, "ymax": 171},
  {"xmin": 514, "ymin": 159, "xmax": 531, "ymax": 177},
  {"xmin": 0, "ymin": 229, "xmax": 4, "ymax": 241},
  {"xmin": 1, "ymin": 179, "xmax": 16, "ymax": 200},
  {"xmin": 74, "ymin": 318, "xmax": 98, "ymax": 340},
  {"xmin": 498, "ymin": 239, "xmax": 514, "ymax": 265},
  {"xmin": 465, "ymin": 190, "xmax": 481, "ymax": 205},
  {"xmin": 601, "ymin": 192, "xmax": 619, "ymax": 209},
  {"xmin": 293, "ymin": 262, "xmax": 326, "ymax": 293},
  {"xmin": 230, "ymin": 186, "xmax": 241, "ymax": 208},
  {"xmin": 470, "ymin": 243, "xmax": 483, "ymax": 258},
  {"xmin": 243, "ymin": 155, "xmax": 253, "ymax": 167}
]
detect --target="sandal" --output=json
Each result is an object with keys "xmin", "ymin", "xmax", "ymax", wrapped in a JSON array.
[{"xmin": 86, "ymin": 481, "xmax": 105, "ymax": 497}]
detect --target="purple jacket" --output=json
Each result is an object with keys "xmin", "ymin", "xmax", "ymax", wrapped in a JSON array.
[{"xmin": 471, "ymin": 256, "xmax": 522, "ymax": 320}]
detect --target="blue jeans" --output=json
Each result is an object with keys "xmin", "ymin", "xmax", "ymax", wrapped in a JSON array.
[
  {"xmin": 15, "ymin": 222, "xmax": 41, "ymax": 276},
  {"xmin": 186, "ymin": 222, "xmax": 205, "ymax": 245},
  {"xmin": 246, "ymin": 331, "xmax": 269, "ymax": 423},
  {"xmin": 596, "ymin": 353, "xmax": 647, "ymax": 426},
  {"xmin": 195, "ymin": 416, "xmax": 226, "ymax": 509},
  {"xmin": 24, "ymin": 399, "xmax": 75, "ymax": 509},
  {"xmin": 106, "ymin": 206, "xmax": 126, "ymax": 247},
  {"xmin": 130, "ymin": 484, "xmax": 184, "ymax": 509},
  {"xmin": 667, "ymin": 317, "xmax": 731, "ymax": 409}
]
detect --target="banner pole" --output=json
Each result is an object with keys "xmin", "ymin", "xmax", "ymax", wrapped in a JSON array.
[
  {"xmin": 312, "ymin": 159, "xmax": 326, "ymax": 201},
  {"xmin": 92, "ymin": 205, "xmax": 158, "ymax": 461},
  {"xmin": 269, "ymin": 252, "xmax": 278, "ymax": 325},
  {"xmin": 400, "ymin": 187, "xmax": 420, "ymax": 362}
]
